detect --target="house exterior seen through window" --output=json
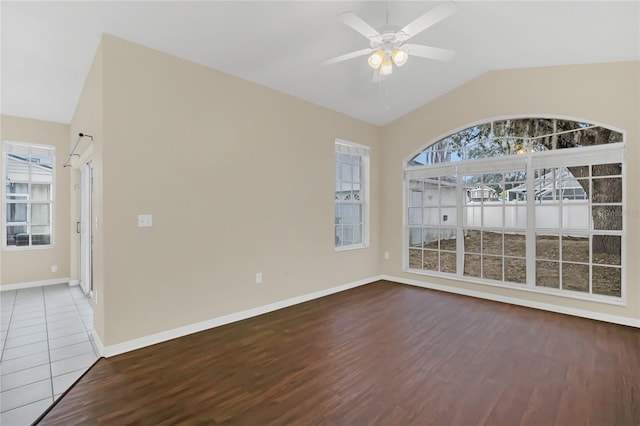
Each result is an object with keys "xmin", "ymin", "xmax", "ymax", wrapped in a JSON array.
[
  {"xmin": 335, "ymin": 140, "xmax": 369, "ymax": 250},
  {"xmin": 2, "ymin": 141, "xmax": 55, "ymax": 249},
  {"xmin": 405, "ymin": 118, "xmax": 624, "ymax": 302}
]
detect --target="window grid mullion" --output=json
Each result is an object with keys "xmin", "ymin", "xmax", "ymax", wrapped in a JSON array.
[{"xmin": 456, "ymin": 172, "xmax": 464, "ymax": 275}]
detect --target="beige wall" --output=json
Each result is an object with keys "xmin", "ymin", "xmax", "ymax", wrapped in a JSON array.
[
  {"xmin": 381, "ymin": 61, "xmax": 640, "ymax": 320},
  {"xmin": 0, "ymin": 115, "xmax": 71, "ymax": 286},
  {"xmin": 97, "ymin": 36, "xmax": 381, "ymax": 345}
]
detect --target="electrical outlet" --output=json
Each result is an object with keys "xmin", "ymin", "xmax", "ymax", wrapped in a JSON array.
[
  {"xmin": 384, "ymin": 251, "xmax": 390, "ymax": 260},
  {"xmin": 138, "ymin": 214, "xmax": 153, "ymax": 227},
  {"xmin": 51, "ymin": 264, "xmax": 58, "ymax": 272},
  {"xmin": 256, "ymin": 272, "xmax": 262, "ymax": 284}
]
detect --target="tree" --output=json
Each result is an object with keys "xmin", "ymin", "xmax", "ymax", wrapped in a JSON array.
[
  {"xmin": 565, "ymin": 128, "xmax": 622, "ymax": 256},
  {"xmin": 410, "ymin": 118, "xmax": 623, "ymax": 255},
  {"xmin": 499, "ymin": 119, "xmax": 622, "ymax": 255}
]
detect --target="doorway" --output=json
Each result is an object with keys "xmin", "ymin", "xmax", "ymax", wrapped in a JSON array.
[{"xmin": 79, "ymin": 160, "xmax": 93, "ymax": 296}]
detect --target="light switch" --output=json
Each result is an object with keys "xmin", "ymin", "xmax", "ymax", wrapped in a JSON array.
[{"xmin": 138, "ymin": 214, "xmax": 153, "ymax": 227}]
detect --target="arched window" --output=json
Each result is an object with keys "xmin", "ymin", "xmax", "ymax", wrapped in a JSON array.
[{"xmin": 405, "ymin": 117, "xmax": 624, "ymax": 301}]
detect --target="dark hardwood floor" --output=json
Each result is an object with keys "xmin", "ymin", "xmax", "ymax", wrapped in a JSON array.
[{"xmin": 37, "ymin": 280, "xmax": 639, "ymax": 425}]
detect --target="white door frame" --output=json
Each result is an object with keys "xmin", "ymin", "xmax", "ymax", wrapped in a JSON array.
[{"xmin": 79, "ymin": 160, "xmax": 93, "ymax": 296}]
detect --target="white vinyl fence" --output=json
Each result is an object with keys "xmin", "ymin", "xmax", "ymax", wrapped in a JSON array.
[
  {"xmin": 412, "ymin": 200, "xmax": 590, "ymax": 247},
  {"xmin": 465, "ymin": 200, "xmax": 590, "ymax": 230}
]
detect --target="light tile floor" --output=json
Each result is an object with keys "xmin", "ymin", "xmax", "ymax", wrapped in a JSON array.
[{"xmin": 0, "ymin": 284, "xmax": 98, "ymax": 425}]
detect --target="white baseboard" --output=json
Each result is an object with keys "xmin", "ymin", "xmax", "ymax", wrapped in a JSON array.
[
  {"xmin": 382, "ymin": 275, "xmax": 640, "ymax": 328},
  {"xmin": 90, "ymin": 328, "xmax": 105, "ymax": 357},
  {"xmin": 0, "ymin": 278, "xmax": 70, "ymax": 292},
  {"xmin": 69, "ymin": 280, "xmax": 80, "ymax": 287},
  {"xmin": 100, "ymin": 275, "xmax": 382, "ymax": 358},
  {"xmin": 91, "ymin": 273, "xmax": 640, "ymax": 358}
]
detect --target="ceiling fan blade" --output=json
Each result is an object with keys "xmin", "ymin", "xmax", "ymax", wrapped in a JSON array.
[
  {"xmin": 400, "ymin": 3, "xmax": 457, "ymax": 40},
  {"xmin": 338, "ymin": 12, "xmax": 381, "ymax": 39},
  {"xmin": 321, "ymin": 48, "xmax": 373, "ymax": 65},
  {"xmin": 404, "ymin": 44, "xmax": 455, "ymax": 61}
]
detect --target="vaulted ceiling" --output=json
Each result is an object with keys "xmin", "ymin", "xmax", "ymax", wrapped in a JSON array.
[{"xmin": 1, "ymin": 1, "xmax": 638, "ymax": 126}]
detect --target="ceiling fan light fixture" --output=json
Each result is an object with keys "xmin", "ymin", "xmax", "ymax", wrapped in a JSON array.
[
  {"xmin": 368, "ymin": 50, "xmax": 384, "ymax": 69},
  {"xmin": 392, "ymin": 49, "xmax": 408, "ymax": 67},
  {"xmin": 379, "ymin": 57, "xmax": 393, "ymax": 76}
]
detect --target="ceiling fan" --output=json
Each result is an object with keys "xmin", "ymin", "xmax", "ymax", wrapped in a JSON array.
[{"xmin": 322, "ymin": 2, "xmax": 457, "ymax": 80}]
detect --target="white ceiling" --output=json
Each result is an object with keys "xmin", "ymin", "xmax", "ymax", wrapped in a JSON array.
[{"xmin": 1, "ymin": 1, "xmax": 639, "ymax": 126}]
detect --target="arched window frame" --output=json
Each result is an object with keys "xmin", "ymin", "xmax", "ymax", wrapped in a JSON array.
[{"xmin": 403, "ymin": 116, "xmax": 626, "ymax": 304}]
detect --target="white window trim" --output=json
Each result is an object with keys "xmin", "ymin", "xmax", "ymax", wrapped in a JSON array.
[
  {"xmin": 403, "ymin": 122, "xmax": 626, "ymax": 305},
  {"xmin": 335, "ymin": 139, "xmax": 370, "ymax": 251},
  {"xmin": 2, "ymin": 140, "xmax": 56, "ymax": 251}
]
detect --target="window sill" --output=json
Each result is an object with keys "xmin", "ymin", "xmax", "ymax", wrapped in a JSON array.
[
  {"xmin": 404, "ymin": 268, "xmax": 626, "ymax": 307},
  {"xmin": 335, "ymin": 243, "xmax": 369, "ymax": 252},
  {"xmin": 3, "ymin": 245, "xmax": 55, "ymax": 252}
]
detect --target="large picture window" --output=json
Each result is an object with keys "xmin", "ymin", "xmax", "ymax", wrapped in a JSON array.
[
  {"xmin": 405, "ymin": 118, "xmax": 624, "ymax": 301},
  {"xmin": 335, "ymin": 140, "xmax": 369, "ymax": 250},
  {"xmin": 3, "ymin": 141, "xmax": 55, "ymax": 248}
]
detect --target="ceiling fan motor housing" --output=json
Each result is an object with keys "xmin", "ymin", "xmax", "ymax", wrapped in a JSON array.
[{"xmin": 369, "ymin": 31, "xmax": 409, "ymax": 53}]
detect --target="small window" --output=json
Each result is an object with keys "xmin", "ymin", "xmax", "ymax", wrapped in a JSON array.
[
  {"xmin": 3, "ymin": 141, "xmax": 55, "ymax": 249},
  {"xmin": 335, "ymin": 140, "xmax": 369, "ymax": 250}
]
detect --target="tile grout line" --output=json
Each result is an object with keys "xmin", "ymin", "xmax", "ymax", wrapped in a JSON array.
[
  {"xmin": 0, "ymin": 361, "xmax": 50, "ymax": 379},
  {"xmin": 0, "ymin": 291, "xmax": 18, "ymax": 362},
  {"xmin": 2, "ymin": 327, "xmax": 47, "ymax": 341},
  {"xmin": 1, "ymin": 330, "xmax": 88, "ymax": 355},
  {"xmin": 0, "ymin": 395, "xmax": 52, "ymax": 417},
  {"xmin": 69, "ymin": 286, "xmax": 90, "ymax": 344},
  {"xmin": 2, "ymin": 347, "xmax": 96, "ymax": 379},
  {"xmin": 70, "ymin": 287, "xmax": 98, "ymax": 357},
  {"xmin": 42, "ymin": 286, "xmax": 56, "ymax": 402}
]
